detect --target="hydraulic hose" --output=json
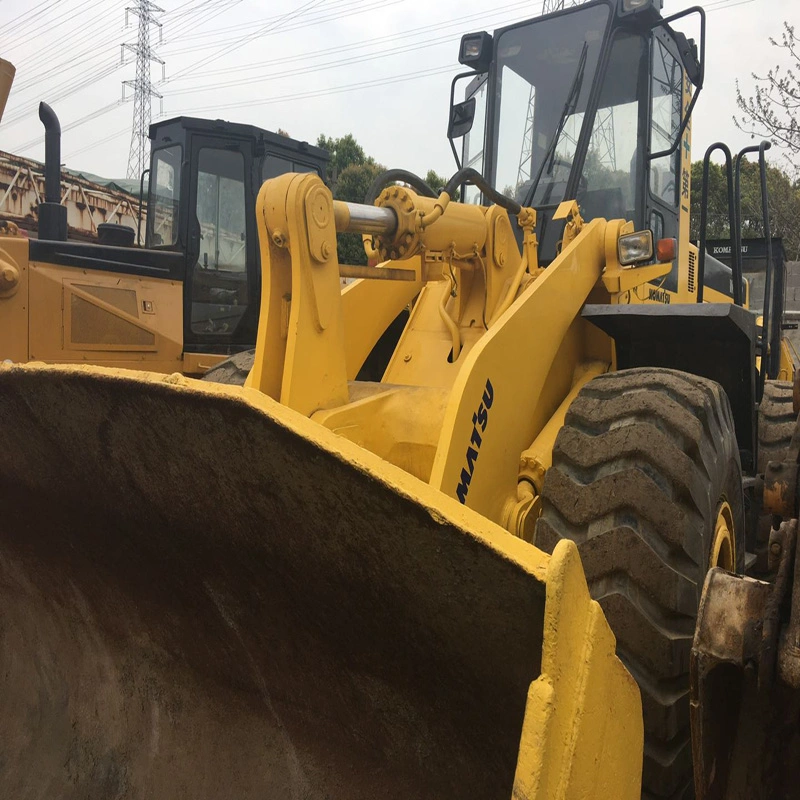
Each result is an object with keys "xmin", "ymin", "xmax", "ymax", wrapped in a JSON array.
[
  {"xmin": 442, "ymin": 168, "xmax": 522, "ymax": 215},
  {"xmin": 365, "ymin": 169, "xmax": 437, "ymax": 205},
  {"xmin": 420, "ymin": 168, "xmax": 523, "ymax": 229},
  {"xmin": 438, "ymin": 273, "xmax": 461, "ymax": 361}
]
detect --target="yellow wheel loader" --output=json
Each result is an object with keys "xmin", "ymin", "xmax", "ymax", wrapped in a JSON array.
[{"xmin": 2, "ymin": 1, "xmax": 800, "ymax": 799}]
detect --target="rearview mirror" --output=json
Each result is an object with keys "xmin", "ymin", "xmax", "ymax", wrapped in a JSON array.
[{"xmin": 448, "ymin": 98, "xmax": 476, "ymax": 141}]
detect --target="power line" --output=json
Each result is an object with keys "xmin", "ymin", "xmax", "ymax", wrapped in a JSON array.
[
  {"xmin": 11, "ymin": 3, "xmax": 127, "ymax": 78},
  {"xmin": 2, "ymin": 62, "xmax": 122, "ymax": 128},
  {"xmin": 165, "ymin": 0, "xmax": 352, "ymax": 40},
  {"xmin": 161, "ymin": 23, "xmax": 508, "ymax": 97},
  {"xmin": 160, "ymin": 0, "xmax": 385, "ymax": 49},
  {"xmin": 166, "ymin": 0, "xmax": 331, "ymax": 83},
  {"xmin": 0, "ymin": 0, "xmax": 61, "ymax": 41},
  {"xmin": 8, "ymin": 0, "xmax": 332, "ymax": 153},
  {"xmin": 9, "ymin": 0, "xmax": 759, "ymax": 169},
  {"xmin": 160, "ymin": 0, "xmax": 531, "ymax": 78},
  {"xmin": 0, "ymin": 0, "xmax": 58, "ymax": 36},
  {"xmin": 63, "ymin": 63, "xmax": 462, "ymax": 163},
  {"xmin": 168, "ymin": 63, "xmax": 461, "ymax": 115},
  {"xmin": 6, "ymin": 0, "xmax": 392, "ymax": 135},
  {"xmin": 160, "ymin": 0, "xmax": 398, "ymax": 57},
  {"xmin": 5, "ymin": 0, "xmax": 116, "ymax": 54},
  {"xmin": 15, "ymin": 99, "xmax": 128, "ymax": 153}
]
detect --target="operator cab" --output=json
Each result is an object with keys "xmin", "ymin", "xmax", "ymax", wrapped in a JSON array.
[
  {"xmin": 147, "ymin": 117, "xmax": 328, "ymax": 353},
  {"xmin": 450, "ymin": 0, "xmax": 701, "ymax": 273}
]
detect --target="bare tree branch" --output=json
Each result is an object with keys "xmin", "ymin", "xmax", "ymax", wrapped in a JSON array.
[{"xmin": 734, "ymin": 22, "xmax": 800, "ymax": 169}]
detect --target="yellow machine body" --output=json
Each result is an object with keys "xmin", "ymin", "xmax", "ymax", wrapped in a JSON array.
[
  {"xmin": 248, "ymin": 174, "xmax": 673, "ymax": 533},
  {"xmin": 0, "ymin": 235, "xmax": 192, "ymax": 371}
]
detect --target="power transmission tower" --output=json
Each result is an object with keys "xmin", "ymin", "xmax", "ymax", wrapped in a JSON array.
[{"xmin": 122, "ymin": 0, "xmax": 165, "ymax": 180}]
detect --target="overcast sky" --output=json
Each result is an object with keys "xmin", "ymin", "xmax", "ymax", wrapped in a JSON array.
[{"xmin": 1, "ymin": 0, "xmax": 796, "ymax": 181}]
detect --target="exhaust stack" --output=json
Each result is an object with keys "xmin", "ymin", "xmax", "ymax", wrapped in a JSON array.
[
  {"xmin": 0, "ymin": 58, "xmax": 15, "ymax": 123},
  {"xmin": 37, "ymin": 102, "xmax": 67, "ymax": 241}
]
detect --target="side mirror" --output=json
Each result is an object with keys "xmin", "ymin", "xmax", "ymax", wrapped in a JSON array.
[{"xmin": 448, "ymin": 97, "xmax": 476, "ymax": 141}]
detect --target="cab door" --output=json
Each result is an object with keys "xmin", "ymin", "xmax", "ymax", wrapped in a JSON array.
[{"xmin": 184, "ymin": 136, "xmax": 258, "ymax": 350}]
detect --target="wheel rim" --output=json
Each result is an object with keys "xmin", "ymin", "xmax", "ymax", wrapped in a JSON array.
[{"xmin": 710, "ymin": 500, "xmax": 735, "ymax": 571}]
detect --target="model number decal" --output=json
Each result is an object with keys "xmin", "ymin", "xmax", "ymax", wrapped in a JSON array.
[{"xmin": 456, "ymin": 378, "xmax": 494, "ymax": 504}]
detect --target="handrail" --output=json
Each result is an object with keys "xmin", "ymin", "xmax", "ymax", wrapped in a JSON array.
[{"xmin": 698, "ymin": 142, "xmax": 741, "ymax": 305}]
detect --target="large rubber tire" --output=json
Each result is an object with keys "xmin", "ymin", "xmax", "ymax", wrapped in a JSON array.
[
  {"xmin": 201, "ymin": 349, "xmax": 254, "ymax": 385},
  {"xmin": 757, "ymin": 379, "xmax": 795, "ymax": 473},
  {"xmin": 535, "ymin": 368, "xmax": 745, "ymax": 800}
]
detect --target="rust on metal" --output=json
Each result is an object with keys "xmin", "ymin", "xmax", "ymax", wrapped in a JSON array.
[
  {"xmin": 793, "ymin": 370, "xmax": 800, "ymax": 415},
  {"xmin": 778, "ymin": 522, "xmax": 800, "ymax": 689},
  {"xmin": 692, "ymin": 519, "xmax": 800, "ymax": 800},
  {"xmin": 691, "ymin": 567, "xmax": 771, "ymax": 800},
  {"xmin": 763, "ymin": 460, "xmax": 799, "ymax": 518},
  {"xmin": 760, "ymin": 521, "xmax": 797, "ymax": 688}
]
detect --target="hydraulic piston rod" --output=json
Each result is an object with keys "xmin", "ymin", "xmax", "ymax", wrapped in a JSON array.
[{"xmin": 334, "ymin": 202, "xmax": 397, "ymax": 236}]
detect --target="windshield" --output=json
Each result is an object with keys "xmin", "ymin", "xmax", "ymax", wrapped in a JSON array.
[{"xmin": 492, "ymin": 3, "xmax": 610, "ymax": 207}]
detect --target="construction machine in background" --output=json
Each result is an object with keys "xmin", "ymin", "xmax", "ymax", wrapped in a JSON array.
[
  {"xmin": 0, "ymin": 108, "xmax": 327, "ymax": 374},
  {"xmin": 2, "ymin": 0, "xmax": 800, "ymax": 799}
]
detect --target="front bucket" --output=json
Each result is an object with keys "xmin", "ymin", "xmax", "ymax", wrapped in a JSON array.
[{"xmin": 0, "ymin": 363, "xmax": 555, "ymax": 799}]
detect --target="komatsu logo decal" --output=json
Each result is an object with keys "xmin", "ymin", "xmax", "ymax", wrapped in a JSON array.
[
  {"xmin": 456, "ymin": 378, "xmax": 494, "ymax": 504},
  {"xmin": 648, "ymin": 287, "xmax": 671, "ymax": 304}
]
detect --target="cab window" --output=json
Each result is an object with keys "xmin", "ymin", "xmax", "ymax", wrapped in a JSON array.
[
  {"xmin": 148, "ymin": 145, "xmax": 181, "ymax": 247},
  {"xmin": 262, "ymin": 156, "xmax": 320, "ymax": 181},
  {"xmin": 191, "ymin": 147, "xmax": 249, "ymax": 335},
  {"xmin": 649, "ymin": 38, "xmax": 683, "ymax": 206}
]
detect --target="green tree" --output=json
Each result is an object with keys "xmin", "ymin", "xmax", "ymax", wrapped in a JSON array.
[
  {"xmin": 735, "ymin": 23, "xmax": 800, "ymax": 171},
  {"xmin": 424, "ymin": 168, "xmax": 461, "ymax": 200},
  {"xmin": 690, "ymin": 159, "xmax": 800, "ymax": 259},
  {"xmin": 316, "ymin": 133, "xmax": 370, "ymax": 181},
  {"xmin": 424, "ymin": 169, "xmax": 448, "ymax": 193}
]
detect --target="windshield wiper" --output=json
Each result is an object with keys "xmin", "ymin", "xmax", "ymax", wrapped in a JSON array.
[{"xmin": 523, "ymin": 40, "xmax": 589, "ymax": 207}]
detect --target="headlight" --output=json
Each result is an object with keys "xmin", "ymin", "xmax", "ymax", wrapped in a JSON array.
[
  {"xmin": 618, "ymin": 230, "xmax": 654, "ymax": 266},
  {"xmin": 619, "ymin": 0, "xmax": 664, "ymax": 18},
  {"xmin": 459, "ymin": 31, "xmax": 493, "ymax": 73}
]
